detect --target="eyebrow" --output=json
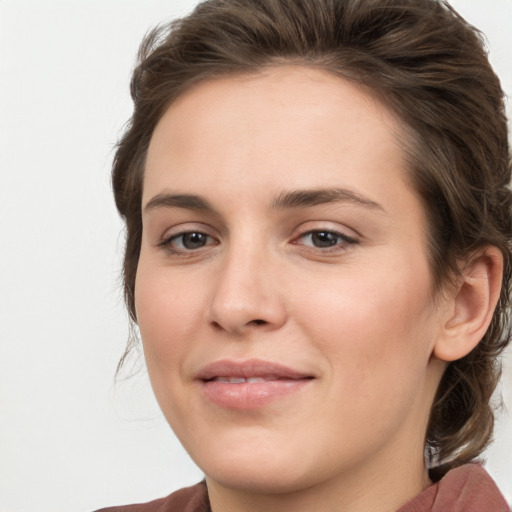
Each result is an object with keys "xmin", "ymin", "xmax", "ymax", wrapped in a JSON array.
[
  {"xmin": 144, "ymin": 193, "xmax": 217, "ymax": 214},
  {"xmin": 271, "ymin": 188, "xmax": 384, "ymax": 211},
  {"xmin": 143, "ymin": 187, "xmax": 384, "ymax": 215}
]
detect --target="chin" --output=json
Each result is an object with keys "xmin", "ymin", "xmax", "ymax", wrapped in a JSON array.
[
  {"xmin": 190, "ymin": 436, "xmax": 346, "ymax": 497},
  {"xmin": 204, "ymin": 461, "xmax": 316, "ymax": 495}
]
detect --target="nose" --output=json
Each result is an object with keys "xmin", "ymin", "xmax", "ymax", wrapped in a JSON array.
[{"xmin": 206, "ymin": 243, "xmax": 287, "ymax": 335}]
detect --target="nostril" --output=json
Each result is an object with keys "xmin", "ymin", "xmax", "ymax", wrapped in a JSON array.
[
  {"xmin": 210, "ymin": 321, "xmax": 223, "ymax": 330},
  {"xmin": 209, "ymin": 318, "xmax": 269, "ymax": 333}
]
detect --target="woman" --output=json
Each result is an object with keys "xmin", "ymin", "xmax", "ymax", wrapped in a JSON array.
[{"xmin": 97, "ymin": 0, "xmax": 511, "ymax": 510}]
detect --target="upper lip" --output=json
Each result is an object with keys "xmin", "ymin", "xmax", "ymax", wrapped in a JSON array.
[{"xmin": 196, "ymin": 359, "xmax": 313, "ymax": 381}]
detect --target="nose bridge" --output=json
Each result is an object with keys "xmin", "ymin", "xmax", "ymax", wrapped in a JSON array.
[{"xmin": 207, "ymin": 232, "xmax": 286, "ymax": 333}]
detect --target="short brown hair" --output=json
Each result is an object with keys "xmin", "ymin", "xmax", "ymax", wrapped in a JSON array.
[{"xmin": 112, "ymin": 0, "xmax": 512, "ymax": 471}]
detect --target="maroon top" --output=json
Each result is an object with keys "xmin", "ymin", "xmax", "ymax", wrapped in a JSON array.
[
  {"xmin": 397, "ymin": 464, "xmax": 510, "ymax": 512},
  {"xmin": 94, "ymin": 464, "xmax": 509, "ymax": 512}
]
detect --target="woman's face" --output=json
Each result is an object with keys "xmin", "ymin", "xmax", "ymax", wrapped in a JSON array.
[{"xmin": 136, "ymin": 67, "xmax": 448, "ymax": 499}]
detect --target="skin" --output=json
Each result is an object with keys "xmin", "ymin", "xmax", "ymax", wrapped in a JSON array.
[{"xmin": 135, "ymin": 66, "xmax": 499, "ymax": 512}]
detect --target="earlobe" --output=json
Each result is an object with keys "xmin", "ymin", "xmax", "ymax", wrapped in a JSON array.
[{"xmin": 433, "ymin": 247, "xmax": 503, "ymax": 362}]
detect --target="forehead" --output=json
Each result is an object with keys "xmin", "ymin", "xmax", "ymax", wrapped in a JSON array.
[{"xmin": 145, "ymin": 66, "xmax": 409, "ymax": 197}]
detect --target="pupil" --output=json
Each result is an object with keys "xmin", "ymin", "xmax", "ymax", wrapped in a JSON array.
[
  {"xmin": 312, "ymin": 232, "xmax": 338, "ymax": 247},
  {"xmin": 183, "ymin": 233, "xmax": 207, "ymax": 249}
]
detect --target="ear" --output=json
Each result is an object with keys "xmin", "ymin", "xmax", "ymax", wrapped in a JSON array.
[{"xmin": 433, "ymin": 246, "xmax": 503, "ymax": 362}]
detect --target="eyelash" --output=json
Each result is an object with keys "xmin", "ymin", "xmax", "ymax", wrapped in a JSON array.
[
  {"xmin": 158, "ymin": 231, "xmax": 217, "ymax": 254},
  {"xmin": 292, "ymin": 229, "xmax": 358, "ymax": 252},
  {"xmin": 158, "ymin": 228, "xmax": 358, "ymax": 255}
]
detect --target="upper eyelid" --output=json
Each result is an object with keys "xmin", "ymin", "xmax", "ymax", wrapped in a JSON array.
[
  {"xmin": 158, "ymin": 223, "xmax": 219, "ymax": 240},
  {"xmin": 160, "ymin": 230, "xmax": 217, "ymax": 246},
  {"xmin": 295, "ymin": 227, "xmax": 355, "ymax": 236},
  {"xmin": 291, "ymin": 222, "xmax": 360, "ymax": 240},
  {"xmin": 166, "ymin": 231, "xmax": 214, "ymax": 241},
  {"xmin": 293, "ymin": 229, "xmax": 358, "ymax": 245}
]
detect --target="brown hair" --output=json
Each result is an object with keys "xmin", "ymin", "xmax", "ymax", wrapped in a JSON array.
[{"xmin": 112, "ymin": 0, "xmax": 512, "ymax": 471}]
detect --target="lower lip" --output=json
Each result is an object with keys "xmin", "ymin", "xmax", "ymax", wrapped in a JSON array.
[{"xmin": 201, "ymin": 379, "xmax": 312, "ymax": 410}]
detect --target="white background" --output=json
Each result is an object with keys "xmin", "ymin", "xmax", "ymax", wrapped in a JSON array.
[{"xmin": 0, "ymin": 1, "xmax": 511, "ymax": 511}]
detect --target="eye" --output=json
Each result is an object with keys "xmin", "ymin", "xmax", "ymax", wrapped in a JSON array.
[
  {"xmin": 295, "ymin": 230, "xmax": 357, "ymax": 250},
  {"xmin": 159, "ymin": 231, "xmax": 216, "ymax": 252}
]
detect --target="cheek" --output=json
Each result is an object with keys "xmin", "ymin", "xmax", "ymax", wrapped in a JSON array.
[
  {"xmin": 296, "ymin": 268, "xmax": 439, "ymax": 450},
  {"xmin": 295, "ymin": 257, "xmax": 437, "ymax": 387},
  {"xmin": 134, "ymin": 264, "xmax": 204, "ymax": 370}
]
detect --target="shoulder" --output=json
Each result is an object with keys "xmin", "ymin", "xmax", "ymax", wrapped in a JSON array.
[
  {"xmin": 433, "ymin": 464, "xmax": 510, "ymax": 512},
  {"xmin": 93, "ymin": 482, "xmax": 209, "ymax": 512},
  {"xmin": 397, "ymin": 463, "xmax": 510, "ymax": 512}
]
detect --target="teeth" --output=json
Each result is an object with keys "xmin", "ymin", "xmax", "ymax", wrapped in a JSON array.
[
  {"xmin": 228, "ymin": 377, "xmax": 246, "ymax": 383},
  {"xmin": 213, "ymin": 377, "xmax": 267, "ymax": 383},
  {"xmin": 214, "ymin": 377, "xmax": 246, "ymax": 383}
]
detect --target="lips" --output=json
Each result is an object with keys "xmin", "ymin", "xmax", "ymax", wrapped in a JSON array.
[{"xmin": 196, "ymin": 359, "xmax": 314, "ymax": 410}]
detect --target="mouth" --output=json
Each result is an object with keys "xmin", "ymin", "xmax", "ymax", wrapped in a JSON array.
[
  {"xmin": 209, "ymin": 376, "xmax": 296, "ymax": 383},
  {"xmin": 196, "ymin": 359, "xmax": 314, "ymax": 410}
]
